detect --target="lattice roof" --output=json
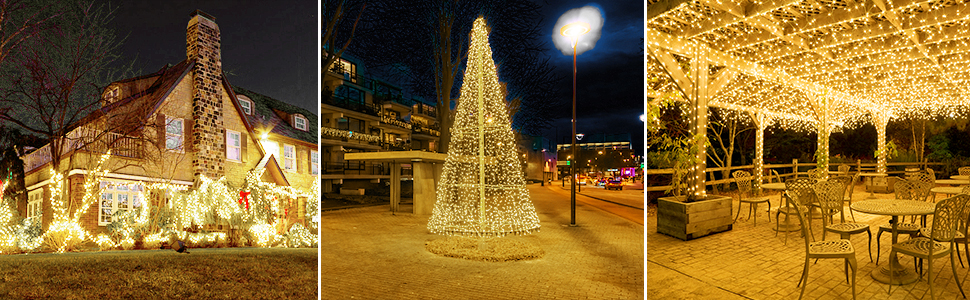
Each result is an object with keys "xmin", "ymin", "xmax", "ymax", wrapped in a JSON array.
[{"xmin": 648, "ymin": 0, "xmax": 970, "ymax": 127}]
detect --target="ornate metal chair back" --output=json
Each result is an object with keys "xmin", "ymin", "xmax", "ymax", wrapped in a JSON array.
[
  {"xmin": 813, "ymin": 180, "xmax": 844, "ymax": 214},
  {"xmin": 931, "ymin": 194, "xmax": 970, "ymax": 242},
  {"xmin": 732, "ymin": 170, "xmax": 753, "ymax": 198},
  {"xmin": 838, "ymin": 164, "xmax": 850, "ymax": 175},
  {"xmin": 960, "ymin": 167, "xmax": 970, "ymax": 176},
  {"xmin": 786, "ymin": 178, "xmax": 817, "ymax": 206},
  {"xmin": 830, "ymin": 175, "xmax": 853, "ymax": 200},
  {"xmin": 895, "ymin": 179, "xmax": 930, "ymax": 202},
  {"xmin": 807, "ymin": 168, "xmax": 824, "ymax": 180}
]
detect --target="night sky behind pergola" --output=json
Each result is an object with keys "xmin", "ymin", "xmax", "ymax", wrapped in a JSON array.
[
  {"xmin": 535, "ymin": 0, "xmax": 645, "ymax": 156},
  {"xmin": 111, "ymin": 0, "xmax": 318, "ymax": 113}
]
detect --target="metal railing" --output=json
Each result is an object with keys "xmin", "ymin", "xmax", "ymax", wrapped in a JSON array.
[
  {"xmin": 320, "ymin": 126, "xmax": 382, "ymax": 145},
  {"xmin": 412, "ymin": 103, "xmax": 437, "ymax": 118},
  {"xmin": 412, "ymin": 123, "xmax": 440, "ymax": 137},
  {"xmin": 376, "ymin": 94, "xmax": 413, "ymax": 107},
  {"xmin": 322, "ymin": 96, "xmax": 381, "ymax": 116},
  {"xmin": 382, "ymin": 140, "xmax": 411, "ymax": 151},
  {"xmin": 380, "ymin": 114, "xmax": 412, "ymax": 130}
]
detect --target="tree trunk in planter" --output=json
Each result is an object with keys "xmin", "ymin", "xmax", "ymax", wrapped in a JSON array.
[{"xmin": 656, "ymin": 195, "xmax": 733, "ymax": 240}]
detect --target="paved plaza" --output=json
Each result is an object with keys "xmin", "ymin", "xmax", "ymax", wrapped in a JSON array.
[
  {"xmin": 320, "ymin": 184, "xmax": 644, "ymax": 299},
  {"xmin": 648, "ymin": 183, "xmax": 970, "ymax": 299}
]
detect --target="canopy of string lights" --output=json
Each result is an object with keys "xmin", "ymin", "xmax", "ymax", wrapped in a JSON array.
[{"xmin": 648, "ymin": 0, "xmax": 970, "ymax": 128}]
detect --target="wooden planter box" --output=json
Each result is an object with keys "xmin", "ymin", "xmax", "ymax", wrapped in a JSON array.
[{"xmin": 657, "ymin": 195, "xmax": 733, "ymax": 240}]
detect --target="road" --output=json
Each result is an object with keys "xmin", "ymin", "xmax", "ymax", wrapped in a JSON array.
[{"xmin": 543, "ymin": 181, "xmax": 644, "ymax": 225}]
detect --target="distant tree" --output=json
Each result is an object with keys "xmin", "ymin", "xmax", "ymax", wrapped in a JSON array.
[{"xmin": 706, "ymin": 108, "xmax": 754, "ymax": 190}]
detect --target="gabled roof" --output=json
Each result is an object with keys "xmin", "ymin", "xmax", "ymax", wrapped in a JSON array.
[
  {"xmin": 73, "ymin": 60, "xmax": 194, "ymax": 131},
  {"xmin": 233, "ymin": 87, "xmax": 317, "ymax": 145}
]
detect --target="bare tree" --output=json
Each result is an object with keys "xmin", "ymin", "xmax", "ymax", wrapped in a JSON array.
[
  {"xmin": 0, "ymin": 0, "xmax": 132, "ymax": 214},
  {"xmin": 321, "ymin": 0, "xmax": 365, "ymax": 78},
  {"xmin": 707, "ymin": 108, "xmax": 755, "ymax": 190}
]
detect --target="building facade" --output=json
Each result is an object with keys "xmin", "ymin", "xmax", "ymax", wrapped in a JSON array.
[
  {"xmin": 19, "ymin": 11, "xmax": 317, "ymax": 234},
  {"xmin": 321, "ymin": 54, "xmax": 440, "ymax": 193},
  {"xmin": 556, "ymin": 133, "xmax": 640, "ymax": 180}
]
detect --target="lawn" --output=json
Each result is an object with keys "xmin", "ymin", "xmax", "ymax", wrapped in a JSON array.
[{"xmin": 0, "ymin": 247, "xmax": 317, "ymax": 299}]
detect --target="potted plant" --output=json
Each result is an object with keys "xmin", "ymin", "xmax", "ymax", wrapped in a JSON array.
[{"xmin": 648, "ymin": 94, "xmax": 733, "ymax": 240}]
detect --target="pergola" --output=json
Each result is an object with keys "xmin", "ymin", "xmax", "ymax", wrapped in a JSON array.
[{"xmin": 648, "ymin": 0, "xmax": 970, "ymax": 197}]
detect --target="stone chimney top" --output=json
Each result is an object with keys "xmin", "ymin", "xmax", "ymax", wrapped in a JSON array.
[{"xmin": 189, "ymin": 9, "xmax": 216, "ymax": 21}]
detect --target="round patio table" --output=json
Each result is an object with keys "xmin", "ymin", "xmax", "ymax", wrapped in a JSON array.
[
  {"xmin": 936, "ymin": 179, "xmax": 970, "ymax": 186},
  {"xmin": 931, "ymin": 186, "xmax": 965, "ymax": 196},
  {"xmin": 851, "ymin": 200, "xmax": 936, "ymax": 285},
  {"xmin": 952, "ymin": 175, "xmax": 970, "ymax": 180}
]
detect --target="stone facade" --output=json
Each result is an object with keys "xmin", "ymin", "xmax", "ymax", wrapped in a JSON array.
[{"xmin": 187, "ymin": 11, "xmax": 226, "ymax": 181}]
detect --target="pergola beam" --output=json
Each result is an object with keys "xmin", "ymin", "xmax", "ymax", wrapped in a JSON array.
[
  {"xmin": 675, "ymin": 0, "xmax": 804, "ymax": 38},
  {"xmin": 648, "ymin": 0, "xmax": 694, "ymax": 21},
  {"xmin": 648, "ymin": 46, "xmax": 695, "ymax": 97}
]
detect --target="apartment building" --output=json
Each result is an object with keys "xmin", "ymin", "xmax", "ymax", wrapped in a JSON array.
[{"xmin": 321, "ymin": 54, "xmax": 440, "ymax": 193}]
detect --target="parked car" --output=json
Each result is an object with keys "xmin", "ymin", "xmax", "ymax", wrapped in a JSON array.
[
  {"xmin": 606, "ymin": 180, "xmax": 623, "ymax": 191},
  {"xmin": 575, "ymin": 174, "xmax": 588, "ymax": 185}
]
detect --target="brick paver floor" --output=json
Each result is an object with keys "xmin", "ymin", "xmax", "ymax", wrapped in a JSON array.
[
  {"xmin": 648, "ymin": 183, "xmax": 970, "ymax": 299},
  {"xmin": 321, "ymin": 184, "xmax": 644, "ymax": 299}
]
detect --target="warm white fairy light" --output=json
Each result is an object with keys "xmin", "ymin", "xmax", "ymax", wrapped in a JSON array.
[
  {"xmin": 428, "ymin": 17, "xmax": 541, "ymax": 237},
  {"xmin": 649, "ymin": 0, "xmax": 970, "ymax": 168}
]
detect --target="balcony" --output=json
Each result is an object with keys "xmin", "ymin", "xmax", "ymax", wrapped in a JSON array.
[
  {"xmin": 412, "ymin": 103, "xmax": 437, "ymax": 118},
  {"xmin": 380, "ymin": 113, "xmax": 411, "ymax": 130},
  {"xmin": 412, "ymin": 124, "xmax": 440, "ymax": 137},
  {"xmin": 23, "ymin": 127, "xmax": 143, "ymax": 173},
  {"xmin": 322, "ymin": 95, "xmax": 381, "ymax": 117},
  {"xmin": 382, "ymin": 140, "xmax": 412, "ymax": 151},
  {"xmin": 320, "ymin": 126, "xmax": 381, "ymax": 145},
  {"xmin": 375, "ymin": 93, "xmax": 413, "ymax": 107},
  {"xmin": 322, "ymin": 160, "xmax": 386, "ymax": 175}
]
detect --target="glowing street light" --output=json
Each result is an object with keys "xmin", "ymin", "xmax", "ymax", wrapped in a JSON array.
[{"xmin": 554, "ymin": 5, "xmax": 603, "ymax": 227}]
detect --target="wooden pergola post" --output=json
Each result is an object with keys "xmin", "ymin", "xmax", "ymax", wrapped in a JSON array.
[
  {"xmin": 751, "ymin": 111, "xmax": 767, "ymax": 188},
  {"xmin": 689, "ymin": 45, "xmax": 709, "ymax": 199},
  {"xmin": 875, "ymin": 113, "xmax": 889, "ymax": 174}
]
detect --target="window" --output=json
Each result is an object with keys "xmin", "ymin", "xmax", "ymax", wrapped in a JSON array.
[
  {"xmin": 238, "ymin": 97, "xmax": 252, "ymax": 115},
  {"xmin": 166, "ymin": 117, "xmax": 183, "ymax": 150},
  {"xmin": 105, "ymin": 87, "xmax": 119, "ymax": 103},
  {"xmin": 99, "ymin": 180, "xmax": 144, "ymax": 226},
  {"xmin": 294, "ymin": 115, "xmax": 308, "ymax": 131},
  {"xmin": 311, "ymin": 150, "xmax": 319, "ymax": 175},
  {"xmin": 27, "ymin": 189, "xmax": 43, "ymax": 224},
  {"xmin": 283, "ymin": 144, "xmax": 296, "ymax": 172},
  {"xmin": 227, "ymin": 130, "xmax": 241, "ymax": 161}
]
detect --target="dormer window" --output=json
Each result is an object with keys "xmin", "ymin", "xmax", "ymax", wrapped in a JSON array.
[
  {"xmin": 294, "ymin": 114, "xmax": 308, "ymax": 131},
  {"xmin": 238, "ymin": 96, "xmax": 253, "ymax": 115},
  {"xmin": 105, "ymin": 87, "xmax": 119, "ymax": 103}
]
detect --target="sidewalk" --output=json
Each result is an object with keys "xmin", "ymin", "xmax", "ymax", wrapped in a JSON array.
[
  {"xmin": 647, "ymin": 184, "xmax": 970, "ymax": 299},
  {"xmin": 320, "ymin": 184, "xmax": 644, "ymax": 299}
]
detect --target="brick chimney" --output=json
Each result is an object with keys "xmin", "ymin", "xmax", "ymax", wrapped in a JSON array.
[{"xmin": 186, "ymin": 10, "xmax": 226, "ymax": 181}]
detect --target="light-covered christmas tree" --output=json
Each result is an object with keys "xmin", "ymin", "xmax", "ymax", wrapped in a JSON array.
[{"xmin": 427, "ymin": 16, "xmax": 541, "ymax": 237}]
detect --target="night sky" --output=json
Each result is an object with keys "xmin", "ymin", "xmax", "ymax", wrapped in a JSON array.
[
  {"xmin": 110, "ymin": 0, "xmax": 318, "ymax": 113},
  {"xmin": 535, "ymin": 1, "xmax": 645, "ymax": 156}
]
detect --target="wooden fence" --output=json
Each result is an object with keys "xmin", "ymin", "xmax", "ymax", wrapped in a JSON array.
[{"xmin": 646, "ymin": 160, "xmax": 945, "ymax": 193}]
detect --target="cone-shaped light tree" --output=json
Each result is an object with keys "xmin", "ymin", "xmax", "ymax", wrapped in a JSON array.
[{"xmin": 427, "ymin": 16, "xmax": 541, "ymax": 237}]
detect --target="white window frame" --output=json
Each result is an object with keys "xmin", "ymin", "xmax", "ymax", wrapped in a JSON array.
[
  {"xmin": 294, "ymin": 115, "xmax": 308, "ymax": 131},
  {"xmin": 166, "ymin": 117, "xmax": 184, "ymax": 151},
  {"xmin": 283, "ymin": 144, "xmax": 296, "ymax": 172},
  {"xmin": 239, "ymin": 97, "xmax": 252, "ymax": 115},
  {"xmin": 27, "ymin": 189, "xmax": 43, "ymax": 224},
  {"xmin": 311, "ymin": 150, "xmax": 320, "ymax": 175},
  {"xmin": 226, "ymin": 130, "xmax": 241, "ymax": 162},
  {"xmin": 98, "ymin": 180, "xmax": 145, "ymax": 226}
]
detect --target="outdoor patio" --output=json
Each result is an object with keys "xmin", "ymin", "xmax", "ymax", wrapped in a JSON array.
[{"xmin": 648, "ymin": 182, "xmax": 970, "ymax": 299}]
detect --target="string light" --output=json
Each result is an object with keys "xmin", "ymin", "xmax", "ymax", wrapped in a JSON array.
[
  {"xmin": 427, "ymin": 17, "xmax": 541, "ymax": 237},
  {"xmin": 649, "ymin": 0, "xmax": 970, "ymax": 176}
]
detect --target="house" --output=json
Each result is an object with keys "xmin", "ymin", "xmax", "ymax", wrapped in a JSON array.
[
  {"xmin": 18, "ymin": 10, "xmax": 317, "ymax": 235},
  {"xmin": 320, "ymin": 54, "xmax": 440, "ymax": 194}
]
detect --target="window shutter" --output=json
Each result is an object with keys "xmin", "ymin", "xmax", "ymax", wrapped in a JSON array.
[
  {"xmin": 221, "ymin": 128, "xmax": 227, "ymax": 158},
  {"xmin": 156, "ymin": 114, "xmax": 165, "ymax": 149},
  {"xmin": 185, "ymin": 119, "xmax": 194, "ymax": 152},
  {"xmin": 241, "ymin": 132, "xmax": 248, "ymax": 163}
]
